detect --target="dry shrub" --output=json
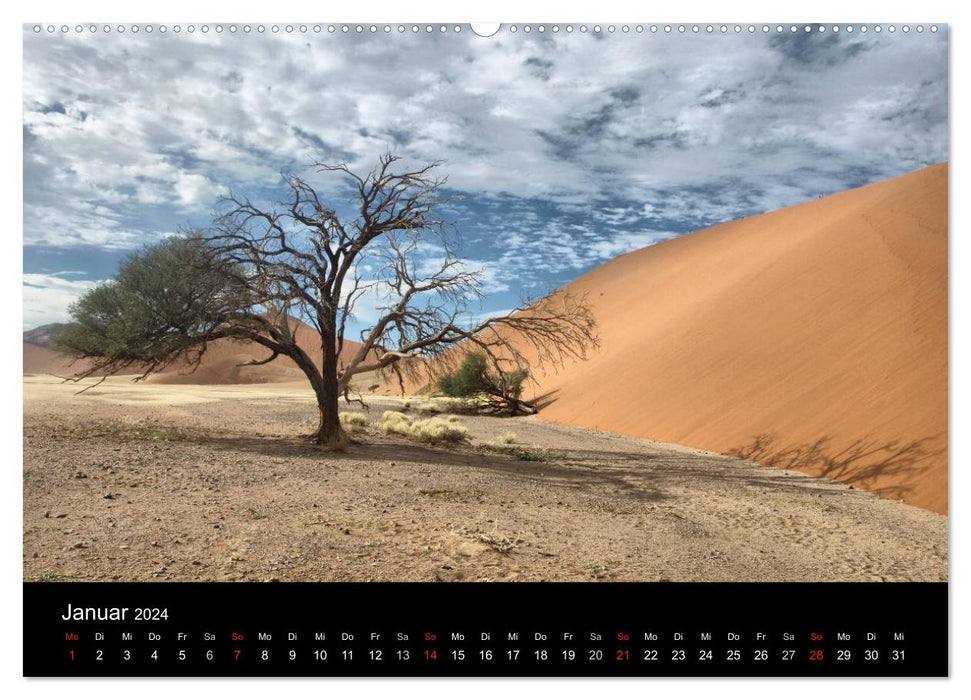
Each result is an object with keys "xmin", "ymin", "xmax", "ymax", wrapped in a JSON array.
[
  {"xmin": 379, "ymin": 411, "xmax": 413, "ymax": 436},
  {"xmin": 476, "ymin": 532, "xmax": 523, "ymax": 554},
  {"xmin": 410, "ymin": 417, "xmax": 469, "ymax": 444},
  {"xmin": 480, "ymin": 444, "xmax": 552, "ymax": 462},
  {"xmin": 379, "ymin": 411, "xmax": 469, "ymax": 445},
  {"xmin": 416, "ymin": 398, "xmax": 481, "ymax": 416},
  {"xmin": 339, "ymin": 412, "xmax": 368, "ymax": 432}
]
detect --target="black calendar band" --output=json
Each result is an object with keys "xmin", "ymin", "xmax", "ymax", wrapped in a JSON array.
[{"xmin": 24, "ymin": 581, "xmax": 947, "ymax": 677}]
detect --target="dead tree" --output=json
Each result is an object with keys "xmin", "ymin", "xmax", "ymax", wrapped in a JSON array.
[{"xmin": 54, "ymin": 153, "xmax": 598, "ymax": 449}]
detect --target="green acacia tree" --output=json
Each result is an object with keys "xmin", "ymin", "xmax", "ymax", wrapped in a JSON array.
[{"xmin": 54, "ymin": 153, "xmax": 598, "ymax": 449}]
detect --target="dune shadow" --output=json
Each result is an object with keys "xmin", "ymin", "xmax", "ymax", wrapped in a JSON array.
[{"xmin": 727, "ymin": 433, "xmax": 943, "ymax": 502}]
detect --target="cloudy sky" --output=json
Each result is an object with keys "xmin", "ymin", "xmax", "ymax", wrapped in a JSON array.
[{"xmin": 23, "ymin": 23, "xmax": 948, "ymax": 333}]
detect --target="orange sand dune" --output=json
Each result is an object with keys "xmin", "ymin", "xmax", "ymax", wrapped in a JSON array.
[
  {"xmin": 144, "ymin": 321, "xmax": 328, "ymax": 385},
  {"xmin": 531, "ymin": 163, "xmax": 947, "ymax": 514},
  {"xmin": 23, "ymin": 342, "xmax": 86, "ymax": 377},
  {"xmin": 23, "ymin": 320, "xmax": 384, "ymax": 388}
]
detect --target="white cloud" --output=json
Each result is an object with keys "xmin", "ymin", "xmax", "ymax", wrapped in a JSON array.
[
  {"xmin": 584, "ymin": 230, "xmax": 678, "ymax": 261},
  {"xmin": 22, "ymin": 26, "xmax": 948, "ymax": 341},
  {"xmin": 174, "ymin": 172, "xmax": 227, "ymax": 209},
  {"xmin": 22, "ymin": 273, "xmax": 104, "ymax": 329},
  {"xmin": 23, "ymin": 29, "xmax": 947, "ymax": 250}
]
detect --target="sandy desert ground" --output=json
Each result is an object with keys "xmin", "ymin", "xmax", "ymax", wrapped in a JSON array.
[{"xmin": 23, "ymin": 375, "xmax": 947, "ymax": 583}]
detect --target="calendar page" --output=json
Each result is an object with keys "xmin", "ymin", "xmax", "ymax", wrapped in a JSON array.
[{"xmin": 21, "ymin": 19, "xmax": 948, "ymax": 677}]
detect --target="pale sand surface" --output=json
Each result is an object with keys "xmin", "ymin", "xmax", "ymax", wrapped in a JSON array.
[{"xmin": 24, "ymin": 376, "xmax": 946, "ymax": 582}]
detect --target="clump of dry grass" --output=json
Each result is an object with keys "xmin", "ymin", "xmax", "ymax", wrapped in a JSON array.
[
  {"xmin": 379, "ymin": 411, "xmax": 469, "ymax": 444},
  {"xmin": 339, "ymin": 412, "xmax": 368, "ymax": 433},
  {"xmin": 411, "ymin": 417, "xmax": 469, "ymax": 444},
  {"xmin": 415, "ymin": 397, "xmax": 482, "ymax": 416},
  {"xmin": 379, "ymin": 411, "xmax": 412, "ymax": 436},
  {"xmin": 496, "ymin": 431, "xmax": 518, "ymax": 445}
]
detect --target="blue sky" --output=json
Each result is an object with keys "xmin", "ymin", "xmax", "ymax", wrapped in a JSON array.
[{"xmin": 22, "ymin": 24, "xmax": 948, "ymax": 334}]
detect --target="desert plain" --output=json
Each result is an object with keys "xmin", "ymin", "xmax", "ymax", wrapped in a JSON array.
[
  {"xmin": 23, "ymin": 164, "xmax": 948, "ymax": 583},
  {"xmin": 23, "ymin": 375, "xmax": 946, "ymax": 583}
]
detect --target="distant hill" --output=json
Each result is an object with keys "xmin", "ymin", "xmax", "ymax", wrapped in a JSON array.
[{"xmin": 23, "ymin": 323, "xmax": 67, "ymax": 349}]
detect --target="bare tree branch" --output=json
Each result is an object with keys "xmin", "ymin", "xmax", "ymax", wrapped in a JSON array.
[{"xmin": 53, "ymin": 151, "xmax": 598, "ymax": 444}]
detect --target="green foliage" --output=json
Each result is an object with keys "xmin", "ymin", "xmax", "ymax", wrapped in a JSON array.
[
  {"xmin": 437, "ymin": 352, "xmax": 488, "ymax": 397},
  {"xmin": 505, "ymin": 368, "xmax": 528, "ymax": 399},
  {"xmin": 436, "ymin": 352, "xmax": 528, "ymax": 401},
  {"xmin": 52, "ymin": 235, "xmax": 247, "ymax": 374}
]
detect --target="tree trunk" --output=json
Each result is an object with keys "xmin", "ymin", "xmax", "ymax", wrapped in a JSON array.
[{"xmin": 307, "ymin": 327, "xmax": 348, "ymax": 449}]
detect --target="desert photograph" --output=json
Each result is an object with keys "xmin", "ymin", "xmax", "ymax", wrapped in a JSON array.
[{"xmin": 23, "ymin": 24, "xmax": 947, "ymax": 584}]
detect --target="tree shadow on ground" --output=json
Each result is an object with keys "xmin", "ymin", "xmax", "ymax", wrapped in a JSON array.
[
  {"xmin": 178, "ymin": 427, "xmax": 914, "ymax": 507},
  {"xmin": 190, "ymin": 432, "xmax": 670, "ymax": 504},
  {"xmin": 553, "ymin": 446, "xmax": 871, "ymax": 500},
  {"xmin": 727, "ymin": 433, "xmax": 943, "ymax": 502},
  {"xmin": 38, "ymin": 408, "xmax": 940, "ymax": 508}
]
